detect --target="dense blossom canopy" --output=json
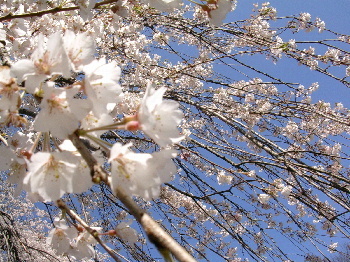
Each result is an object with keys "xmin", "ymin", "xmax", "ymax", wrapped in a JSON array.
[{"xmin": 0, "ymin": 1, "xmax": 349, "ymax": 262}]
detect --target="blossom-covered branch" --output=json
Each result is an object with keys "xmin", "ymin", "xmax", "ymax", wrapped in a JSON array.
[{"xmin": 1, "ymin": 0, "xmax": 350, "ymax": 261}]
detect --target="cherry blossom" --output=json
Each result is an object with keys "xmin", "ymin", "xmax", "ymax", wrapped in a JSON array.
[
  {"xmin": 10, "ymin": 32, "xmax": 71, "ymax": 94},
  {"xmin": 0, "ymin": 146, "xmax": 16, "ymax": 171},
  {"xmin": 83, "ymin": 59, "xmax": 122, "ymax": 117},
  {"xmin": 0, "ymin": 66, "xmax": 25, "ymax": 126},
  {"xmin": 47, "ymin": 218, "xmax": 77, "ymax": 256},
  {"xmin": 111, "ymin": 0, "xmax": 129, "ymax": 17},
  {"xmin": 63, "ymin": 30, "xmax": 95, "ymax": 71},
  {"xmin": 203, "ymin": 0, "xmax": 236, "ymax": 26},
  {"xmin": 24, "ymin": 151, "xmax": 92, "ymax": 202},
  {"xmin": 280, "ymin": 185, "xmax": 293, "ymax": 197},
  {"xmin": 0, "ymin": 132, "xmax": 33, "ymax": 195},
  {"xmin": 33, "ymin": 82, "xmax": 92, "ymax": 139},
  {"xmin": 0, "ymin": 66, "xmax": 20, "ymax": 111},
  {"xmin": 328, "ymin": 242, "xmax": 338, "ymax": 253},
  {"xmin": 76, "ymin": 0, "xmax": 96, "ymax": 20},
  {"xmin": 109, "ymin": 143, "xmax": 177, "ymax": 200},
  {"xmin": 80, "ymin": 112, "xmax": 114, "ymax": 137},
  {"xmin": 142, "ymin": 0, "xmax": 182, "ymax": 12},
  {"xmin": 47, "ymin": 217, "xmax": 101, "ymax": 259},
  {"xmin": 217, "ymin": 170, "xmax": 233, "ymax": 185},
  {"xmin": 115, "ymin": 221, "xmax": 138, "ymax": 245},
  {"xmin": 258, "ymin": 193, "xmax": 271, "ymax": 204},
  {"xmin": 71, "ymin": 227, "xmax": 102, "ymax": 259},
  {"xmin": 137, "ymin": 83, "xmax": 184, "ymax": 147}
]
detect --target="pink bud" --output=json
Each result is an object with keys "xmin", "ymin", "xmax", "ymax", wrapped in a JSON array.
[
  {"xmin": 107, "ymin": 230, "xmax": 117, "ymax": 236},
  {"xmin": 125, "ymin": 121, "xmax": 140, "ymax": 131}
]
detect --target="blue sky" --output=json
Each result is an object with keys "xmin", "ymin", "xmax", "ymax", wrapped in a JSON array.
[
  {"xmin": 232, "ymin": 0, "xmax": 350, "ymax": 30},
  {"xmin": 214, "ymin": 2, "xmax": 350, "ymax": 261},
  {"xmin": 152, "ymin": 1, "xmax": 350, "ymax": 260},
  {"xmin": 222, "ymin": 0, "xmax": 350, "ymax": 107},
  {"xmin": 56, "ymin": 2, "xmax": 350, "ymax": 261}
]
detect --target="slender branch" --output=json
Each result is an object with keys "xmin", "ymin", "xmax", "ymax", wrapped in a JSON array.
[
  {"xmin": 69, "ymin": 131, "xmax": 197, "ymax": 262},
  {"xmin": 0, "ymin": 0, "xmax": 118, "ymax": 22},
  {"xmin": 56, "ymin": 199, "xmax": 122, "ymax": 262},
  {"xmin": 69, "ymin": 132, "xmax": 110, "ymax": 184},
  {"xmin": 115, "ymin": 186, "xmax": 197, "ymax": 262}
]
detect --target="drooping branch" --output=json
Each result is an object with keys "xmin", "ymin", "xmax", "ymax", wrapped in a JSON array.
[
  {"xmin": 0, "ymin": 0, "xmax": 118, "ymax": 23},
  {"xmin": 68, "ymin": 131, "xmax": 197, "ymax": 262},
  {"xmin": 56, "ymin": 199, "xmax": 122, "ymax": 262}
]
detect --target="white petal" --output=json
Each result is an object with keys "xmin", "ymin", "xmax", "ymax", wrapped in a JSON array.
[{"xmin": 10, "ymin": 59, "xmax": 35, "ymax": 82}]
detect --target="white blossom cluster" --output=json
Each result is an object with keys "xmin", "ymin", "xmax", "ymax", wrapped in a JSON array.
[
  {"xmin": 0, "ymin": 1, "xmax": 349, "ymax": 261},
  {"xmin": 1, "ymin": 30, "xmax": 185, "ymax": 203},
  {"xmin": 0, "ymin": 27, "xmax": 184, "ymax": 258},
  {"xmin": 289, "ymin": 12, "xmax": 326, "ymax": 33},
  {"xmin": 47, "ymin": 218, "xmax": 102, "ymax": 259}
]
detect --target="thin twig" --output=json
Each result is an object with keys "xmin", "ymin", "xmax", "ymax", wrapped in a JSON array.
[
  {"xmin": 56, "ymin": 199, "xmax": 122, "ymax": 262},
  {"xmin": 68, "ymin": 131, "xmax": 197, "ymax": 262},
  {"xmin": 0, "ymin": 0, "xmax": 118, "ymax": 22}
]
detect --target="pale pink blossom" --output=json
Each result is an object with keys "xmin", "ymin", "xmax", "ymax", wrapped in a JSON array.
[
  {"xmin": 33, "ymin": 82, "xmax": 92, "ymax": 139},
  {"xmin": 315, "ymin": 17, "xmax": 326, "ymax": 32},
  {"xmin": 0, "ymin": 146, "xmax": 17, "ymax": 171},
  {"xmin": 111, "ymin": 0, "xmax": 129, "ymax": 17},
  {"xmin": 138, "ymin": 83, "xmax": 184, "ymax": 147},
  {"xmin": 258, "ymin": 193, "xmax": 270, "ymax": 204},
  {"xmin": 63, "ymin": 30, "xmax": 95, "ymax": 71},
  {"xmin": 11, "ymin": 32, "xmax": 71, "ymax": 94},
  {"xmin": 83, "ymin": 59, "xmax": 122, "ymax": 116},
  {"xmin": 71, "ymin": 227, "xmax": 102, "ymax": 259},
  {"xmin": 24, "ymin": 151, "xmax": 92, "ymax": 201},
  {"xmin": 204, "ymin": 0, "xmax": 235, "ymax": 26},
  {"xmin": 115, "ymin": 221, "xmax": 138, "ymax": 245},
  {"xmin": 109, "ymin": 143, "xmax": 177, "ymax": 200},
  {"xmin": 142, "ymin": 0, "xmax": 182, "ymax": 12},
  {"xmin": 1, "ymin": 132, "xmax": 33, "ymax": 195},
  {"xmin": 0, "ymin": 66, "xmax": 24, "ymax": 126},
  {"xmin": 281, "ymin": 185, "xmax": 293, "ymax": 197},
  {"xmin": 328, "ymin": 242, "xmax": 338, "ymax": 253},
  {"xmin": 80, "ymin": 112, "xmax": 114, "ymax": 137},
  {"xmin": 47, "ymin": 218, "xmax": 101, "ymax": 259},
  {"xmin": 217, "ymin": 170, "xmax": 233, "ymax": 185},
  {"xmin": 0, "ymin": 66, "xmax": 20, "ymax": 111},
  {"xmin": 0, "ymin": 149, "xmax": 28, "ymax": 198},
  {"xmin": 47, "ymin": 218, "xmax": 77, "ymax": 255},
  {"xmin": 76, "ymin": 0, "xmax": 96, "ymax": 20}
]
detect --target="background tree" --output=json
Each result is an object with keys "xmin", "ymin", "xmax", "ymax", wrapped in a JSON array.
[{"xmin": 0, "ymin": 0, "xmax": 349, "ymax": 261}]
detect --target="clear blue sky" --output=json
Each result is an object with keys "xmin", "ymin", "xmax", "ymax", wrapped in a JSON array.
[
  {"xmin": 232, "ymin": 0, "xmax": 350, "ymax": 31},
  {"xmin": 218, "ymin": 2, "xmax": 350, "ymax": 261},
  {"xmin": 225, "ymin": 0, "xmax": 350, "ymax": 107},
  {"xmin": 151, "ymin": 1, "xmax": 349, "ymax": 260}
]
